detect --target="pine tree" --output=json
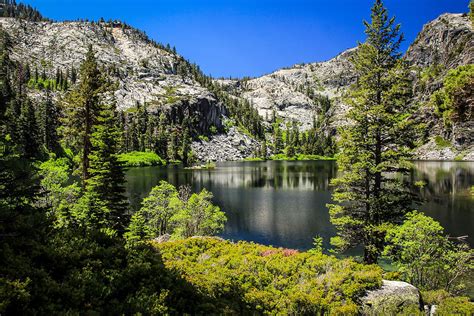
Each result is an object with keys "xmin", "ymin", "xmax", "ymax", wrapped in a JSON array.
[
  {"xmin": 167, "ymin": 129, "xmax": 179, "ymax": 161},
  {"xmin": 38, "ymin": 92, "xmax": 60, "ymax": 154},
  {"xmin": 180, "ymin": 128, "xmax": 191, "ymax": 166},
  {"xmin": 17, "ymin": 98, "xmax": 41, "ymax": 159},
  {"xmin": 327, "ymin": 0, "xmax": 418, "ymax": 264},
  {"xmin": 75, "ymin": 102, "xmax": 129, "ymax": 234},
  {"xmin": 62, "ymin": 45, "xmax": 105, "ymax": 181},
  {"xmin": 272, "ymin": 124, "xmax": 283, "ymax": 154}
]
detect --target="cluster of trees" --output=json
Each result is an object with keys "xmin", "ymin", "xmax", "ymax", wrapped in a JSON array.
[
  {"xmin": 431, "ymin": 64, "xmax": 473, "ymax": 134},
  {"xmin": 126, "ymin": 181, "xmax": 226, "ymax": 243},
  {"xmin": 0, "ymin": 33, "xmax": 226, "ymax": 313},
  {"xmin": 327, "ymin": 0, "xmax": 472, "ymax": 297},
  {"xmin": 268, "ymin": 108, "xmax": 335, "ymax": 159},
  {"xmin": 26, "ymin": 66, "xmax": 77, "ymax": 91},
  {"xmin": 118, "ymin": 104, "xmax": 195, "ymax": 164},
  {"xmin": 0, "ymin": 0, "xmax": 46, "ymax": 21}
]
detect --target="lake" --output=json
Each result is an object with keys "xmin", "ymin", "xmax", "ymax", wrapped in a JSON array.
[{"xmin": 125, "ymin": 160, "xmax": 474, "ymax": 250}]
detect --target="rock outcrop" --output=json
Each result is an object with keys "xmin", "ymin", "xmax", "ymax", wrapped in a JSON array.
[
  {"xmin": 218, "ymin": 48, "xmax": 356, "ymax": 131},
  {"xmin": 361, "ymin": 280, "xmax": 422, "ymax": 315},
  {"xmin": 191, "ymin": 127, "xmax": 259, "ymax": 162},
  {"xmin": 406, "ymin": 13, "xmax": 473, "ymax": 70}
]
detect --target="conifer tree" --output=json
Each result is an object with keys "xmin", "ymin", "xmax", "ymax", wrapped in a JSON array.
[
  {"xmin": 17, "ymin": 98, "xmax": 41, "ymax": 159},
  {"xmin": 62, "ymin": 45, "xmax": 105, "ymax": 181},
  {"xmin": 38, "ymin": 92, "xmax": 60, "ymax": 154},
  {"xmin": 273, "ymin": 124, "xmax": 283, "ymax": 154},
  {"xmin": 327, "ymin": 0, "xmax": 418, "ymax": 264},
  {"xmin": 76, "ymin": 102, "xmax": 129, "ymax": 234}
]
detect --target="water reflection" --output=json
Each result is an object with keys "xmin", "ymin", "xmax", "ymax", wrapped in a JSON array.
[{"xmin": 125, "ymin": 160, "xmax": 473, "ymax": 249}]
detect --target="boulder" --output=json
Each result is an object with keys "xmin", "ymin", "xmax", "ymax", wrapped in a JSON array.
[
  {"xmin": 153, "ymin": 234, "xmax": 171, "ymax": 243},
  {"xmin": 360, "ymin": 280, "xmax": 422, "ymax": 315}
]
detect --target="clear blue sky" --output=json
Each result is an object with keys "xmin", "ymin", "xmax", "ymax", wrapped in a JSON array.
[{"xmin": 22, "ymin": 0, "xmax": 470, "ymax": 78}]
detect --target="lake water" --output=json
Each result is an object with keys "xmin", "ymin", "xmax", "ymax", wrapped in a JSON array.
[{"xmin": 125, "ymin": 160, "xmax": 474, "ymax": 250}]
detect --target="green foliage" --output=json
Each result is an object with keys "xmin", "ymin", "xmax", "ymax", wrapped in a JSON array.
[
  {"xmin": 431, "ymin": 64, "xmax": 474, "ymax": 127},
  {"xmin": 38, "ymin": 156, "xmax": 80, "ymax": 227},
  {"xmin": 155, "ymin": 237, "xmax": 383, "ymax": 314},
  {"xmin": 434, "ymin": 135, "xmax": 451, "ymax": 148},
  {"xmin": 75, "ymin": 102, "xmax": 129, "ymax": 235},
  {"xmin": 61, "ymin": 44, "xmax": 108, "ymax": 181},
  {"xmin": 171, "ymin": 189, "xmax": 226, "ymax": 238},
  {"xmin": 384, "ymin": 211, "xmax": 474, "ymax": 293},
  {"xmin": 117, "ymin": 151, "xmax": 166, "ymax": 167},
  {"xmin": 198, "ymin": 134, "xmax": 209, "ymax": 142},
  {"xmin": 127, "ymin": 182, "xmax": 226, "ymax": 242},
  {"xmin": 126, "ymin": 181, "xmax": 182, "ymax": 242},
  {"xmin": 422, "ymin": 290, "xmax": 474, "ymax": 315},
  {"xmin": 269, "ymin": 153, "xmax": 335, "ymax": 161},
  {"xmin": 435, "ymin": 296, "xmax": 474, "ymax": 315},
  {"xmin": 328, "ymin": 0, "xmax": 418, "ymax": 264}
]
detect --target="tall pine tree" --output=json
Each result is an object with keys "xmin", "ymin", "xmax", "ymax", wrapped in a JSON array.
[
  {"xmin": 327, "ymin": 0, "xmax": 418, "ymax": 264},
  {"xmin": 75, "ymin": 101, "xmax": 129, "ymax": 234},
  {"xmin": 62, "ymin": 45, "xmax": 105, "ymax": 181}
]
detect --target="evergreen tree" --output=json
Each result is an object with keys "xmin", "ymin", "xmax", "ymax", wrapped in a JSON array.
[
  {"xmin": 167, "ymin": 129, "xmax": 179, "ymax": 161},
  {"xmin": 17, "ymin": 98, "xmax": 41, "ymax": 159},
  {"xmin": 38, "ymin": 92, "xmax": 60, "ymax": 154},
  {"xmin": 272, "ymin": 124, "xmax": 283, "ymax": 154},
  {"xmin": 62, "ymin": 45, "xmax": 105, "ymax": 181},
  {"xmin": 260, "ymin": 139, "xmax": 267, "ymax": 159},
  {"xmin": 75, "ymin": 102, "xmax": 129, "ymax": 234},
  {"xmin": 327, "ymin": 0, "xmax": 417, "ymax": 264}
]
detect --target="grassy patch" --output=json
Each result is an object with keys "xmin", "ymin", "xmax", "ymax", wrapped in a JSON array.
[
  {"xmin": 117, "ymin": 151, "xmax": 166, "ymax": 167},
  {"xmin": 269, "ymin": 153, "xmax": 336, "ymax": 161},
  {"xmin": 154, "ymin": 237, "xmax": 382, "ymax": 314},
  {"xmin": 434, "ymin": 136, "xmax": 451, "ymax": 149},
  {"xmin": 243, "ymin": 157, "xmax": 266, "ymax": 162}
]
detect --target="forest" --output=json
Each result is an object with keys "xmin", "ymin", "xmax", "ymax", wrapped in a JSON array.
[{"xmin": 0, "ymin": 0, "xmax": 473, "ymax": 314}]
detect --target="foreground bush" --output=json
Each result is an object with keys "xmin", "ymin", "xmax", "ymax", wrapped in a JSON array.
[
  {"xmin": 126, "ymin": 182, "xmax": 226, "ymax": 242},
  {"xmin": 117, "ymin": 151, "xmax": 166, "ymax": 167},
  {"xmin": 154, "ymin": 237, "xmax": 383, "ymax": 314},
  {"xmin": 422, "ymin": 290, "xmax": 474, "ymax": 315}
]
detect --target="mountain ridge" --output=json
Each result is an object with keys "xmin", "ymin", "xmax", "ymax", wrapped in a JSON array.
[{"xmin": 0, "ymin": 10, "xmax": 472, "ymax": 161}]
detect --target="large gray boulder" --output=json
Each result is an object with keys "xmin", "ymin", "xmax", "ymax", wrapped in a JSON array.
[{"xmin": 361, "ymin": 280, "xmax": 422, "ymax": 315}]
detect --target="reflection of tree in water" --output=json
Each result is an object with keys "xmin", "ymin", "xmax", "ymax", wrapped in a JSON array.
[
  {"xmin": 125, "ymin": 161, "xmax": 473, "ymax": 248},
  {"xmin": 412, "ymin": 161, "xmax": 474, "ymax": 199},
  {"xmin": 185, "ymin": 161, "xmax": 337, "ymax": 191}
]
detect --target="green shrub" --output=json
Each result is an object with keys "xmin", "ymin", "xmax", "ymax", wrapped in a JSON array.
[
  {"xmin": 117, "ymin": 151, "xmax": 165, "ymax": 167},
  {"xmin": 436, "ymin": 296, "xmax": 474, "ymax": 315},
  {"xmin": 384, "ymin": 211, "xmax": 473, "ymax": 293},
  {"xmin": 126, "ymin": 182, "xmax": 226, "ymax": 243},
  {"xmin": 421, "ymin": 290, "xmax": 474, "ymax": 315},
  {"xmin": 198, "ymin": 135, "xmax": 209, "ymax": 142},
  {"xmin": 154, "ymin": 237, "xmax": 383, "ymax": 314},
  {"xmin": 434, "ymin": 136, "xmax": 451, "ymax": 149}
]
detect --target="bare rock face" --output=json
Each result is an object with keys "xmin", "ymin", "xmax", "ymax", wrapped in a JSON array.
[
  {"xmin": 191, "ymin": 127, "xmax": 260, "ymax": 162},
  {"xmin": 360, "ymin": 280, "xmax": 422, "ymax": 315},
  {"xmin": 0, "ymin": 18, "xmax": 208, "ymax": 110},
  {"xmin": 217, "ymin": 48, "xmax": 356, "ymax": 131},
  {"xmin": 406, "ymin": 13, "xmax": 473, "ymax": 70},
  {"xmin": 1, "ymin": 12, "xmax": 472, "ymax": 161}
]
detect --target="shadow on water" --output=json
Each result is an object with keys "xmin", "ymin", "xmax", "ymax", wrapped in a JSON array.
[{"xmin": 126, "ymin": 160, "xmax": 474, "ymax": 249}]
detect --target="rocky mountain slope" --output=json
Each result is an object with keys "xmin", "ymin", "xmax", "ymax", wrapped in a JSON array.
[
  {"xmin": 221, "ymin": 13, "xmax": 473, "ymax": 160},
  {"xmin": 1, "ymin": 12, "xmax": 472, "ymax": 161},
  {"xmin": 406, "ymin": 13, "xmax": 474, "ymax": 160},
  {"xmin": 0, "ymin": 17, "xmax": 259, "ymax": 161},
  {"xmin": 217, "ymin": 48, "xmax": 356, "ymax": 131}
]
